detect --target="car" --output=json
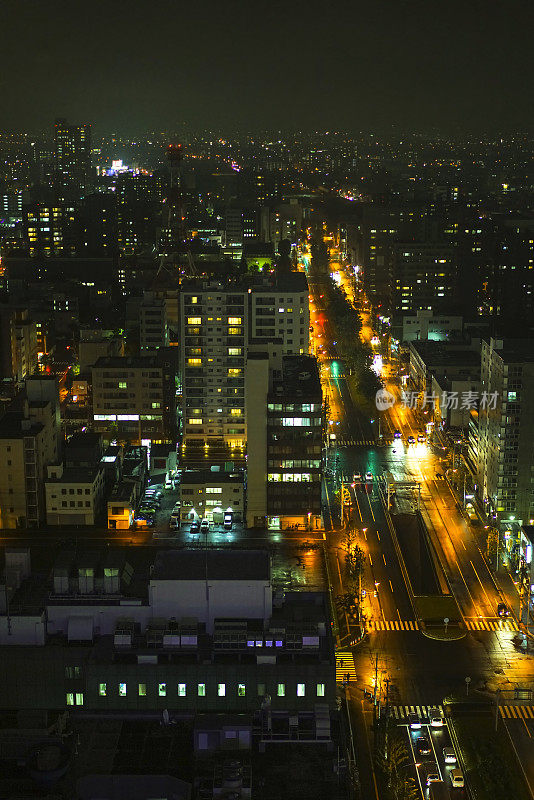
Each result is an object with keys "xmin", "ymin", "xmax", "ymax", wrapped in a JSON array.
[
  {"xmin": 353, "ymin": 473, "xmax": 362, "ymax": 482},
  {"xmin": 407, "ymin": 435, "xmax": 415, "ymax": 444},
  {"xmin": 142, "ymin": 496, "xmax": 161, "ymax": 507},
  {"xmin": 497, "ymin": 602, "xmax": 510, "ymax": 617},
  {"xmin": 426, "ymin": 773, "xmax": 441, "ymax": 786},
  {"xmin": 365, "ymin": 471, "xmax": 373, "ymax": 481},
  {"xmin": 443, "ymin": 747, "xmax": 457, "ymax": 764},
  {"xmin": 429, "ymin": 708, "xmax": 443, "ymax": 727},
  {"xmin": 393, "ymin": 430, "xmax": 402, "ymax": 439},
  {"xmin": 416, "ymin": 736, "xmax": 431, "ymax": 756},
  {"xmin": 164, "ymin": 476, "xmax": 175, "ymax": 490},
  {"xmin": 417, "ymin": 434, "xmax": 426, "ymax": 443},
  {"xmin": 408, "ymin": 713, "xmax": 421, "ymax": 730},
  {"xmin": 190, "ymin": 520, "xmax": 200, "ymax": 534},
  {"xmin": 169, "ymin": 516, "xmax": 179, "ymax": 529},
  {"xmin": 144, "ymin": 490, "xmax": 163, "ymax": 501},
  {"xmin": 200, "ymin": 518, "xmax": 210, "ymax": 533},
  {"xmin": 450, "ymin": 769, "xmax": 464, "ymax": 788}
]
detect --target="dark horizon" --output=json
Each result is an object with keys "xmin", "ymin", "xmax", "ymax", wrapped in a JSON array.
[{"xmin": 1, "ymin": 0, "xmax": 533, "ymax": 135}]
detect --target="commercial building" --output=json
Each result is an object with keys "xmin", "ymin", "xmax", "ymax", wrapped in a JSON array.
[
  {"xmin": 0, "ymin": 305, "xmax": 39, "ymax": 386},
  {"xmin": 178, "ymin": 469, "xmax": 244, "ymax": 523},
  {"xmin": 0, "ymin": 547, "xmax": 335, "ymax": 719},
  {"xmin": 91, "ymin": 354, "xmax": 177, "ymax": 445},
  {"xmin": 246, "ymin": 355, "xmax": 323, "ymax": 530},
  {"xmin": 54, "ymin": 118, "xmax": 91, "ymax": 195},
  {"xmin": 139, "ymin": 293, "xmax": 169, "ymax": 353},
  {"xmin": 392, "ymin": 242, "xmax": 455, "ymax": 314},
  {"xmin": 477, "ymin": 338, "xmax": 534, "ymax": 529},
  {"xmin": 180, "ymin": 273, "xmax": 309, "ymax": 455},
  {"xmin": 45, "ymin": 462, "xmax": 105, "ymax": 526}
]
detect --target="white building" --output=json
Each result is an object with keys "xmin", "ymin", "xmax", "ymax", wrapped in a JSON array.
[{"xmin": 45, "ymin": 463, "xmax": 105, "ymax": 525}]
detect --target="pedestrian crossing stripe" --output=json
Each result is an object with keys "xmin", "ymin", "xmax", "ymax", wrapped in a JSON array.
[
  {"xmin": 500, "ymin": 705, "xmax": 534, "ymax": 720},
  {"xmin": 464, "ymin": 618, "xmax": 519, "ymax": 632},
  {"xmin": 390, "ymin": 704, "xmax": 445, "ymax": 720},
  {"xmin": 368, "ymin": 620, "xmax": 420, "ymax": 632},
  {"xmin": 336, "ymin": 439, "xmax": 384, "ymax": 447},
  {"xmin": 335, "ymin": 650, "xmax": 357, "ymax": 682}
]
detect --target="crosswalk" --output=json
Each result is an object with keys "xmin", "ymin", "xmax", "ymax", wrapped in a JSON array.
[
  {"xmin": 464, "ymin": 618, "xmax": 519, "ymax": 632},
  {"xmin": 368, "ymin": 619, "xmax": 420, "ymax": 632},
  {"xmin": 390, "ymin": 704, "xmax": 445, "ymax": 721},
  {"xmin": 335, "ymin": 438, "xmax": 383, "ymax": 447},
  {"xmin": 335, "ymin": 649, "xmax": 357, "ymax": 683},
  {"xmin": 500, "ymin": 705, "xmax": 534, "ymax": 720}
]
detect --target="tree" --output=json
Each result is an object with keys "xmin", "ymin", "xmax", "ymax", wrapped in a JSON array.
[
  {"xmin": 376, "ymin": 735, "xmax": 419, "ymax": 800},
  {"xmin": 345, "ymin": 544, "xmax": 365, "ymax": 583},
  {"xmin": 335, "ymin": 590, "xmax": 358, "ymax": 614}
]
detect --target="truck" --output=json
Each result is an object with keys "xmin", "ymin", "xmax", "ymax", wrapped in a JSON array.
[
  {"xmin": 429, "ymin": 782, "xmax": 451, "ymax": 800},
  {"xmin": 383, "ymin": 470, "xmax": 396, "ymax": 496}
]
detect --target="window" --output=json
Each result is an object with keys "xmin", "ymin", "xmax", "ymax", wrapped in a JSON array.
[
  {"xmin": 317, "ymin": 683, "xmax": 325, "ymax": 697},
  {"xmin": 178, "ymin": 683, "xmax": 186, "ymax": 696},
  {"xmin": 228, "ymin": 348, "xmax": 241, "ymax": 355},
  {"xmin": 230, "ymin": 409, "xmax": 242, "ymax": 416},
  {"xmin": 218, "ymin": 683, "xmax": 226, "ymax": 697},
  {"xmin": 187, "ymin": 358, "xmax": 202, "ymax": 366},
  {"xmin": 198, "ymin": 683, "xmax": 206, "ymax": 697},
  {"xmin": 187, "ymin": 317, "xmax": 202, "ymax": 325},
  {"xmin": 257, "ymin": 683, "xmax": 266, "ymax": 696},
  {"xmin": 66, "ymin": 693, "xmax": 74, "ymax": 706},
  {"xmin": 206, "ymin": 487, "xmax": 222, "ymax": 494},
  {"xmin": 277, "ymin": 683, "xmax": 285, "ymax": 697},
  {"xmin": 118, "ymin": 381, "xmax": 127, "ymax": 389},
  {"xmin": 75, "ymin": 693, "xmax": 84, "ymax": 706},
  {"xmin": 138, "ymin": 683, "xmax": 146, "ymax": 696},
  {"xmin": 119, "ymin": 683, "xmax": 127, "ymax": 696},
  {"xmin": 188, "ymin": 418, "xmax": 203, "ymax": 425},
  {"xmin": 297, "ymin": 683, "xmax": 305, "ymax": 697},
  {"xmin": 151, "ymin": 402, "xmax": 160, "ymax": 409},
  {"xmin": 228, "ymin": 317, "xmax": 242, "ymax": 325},
  {"xmin": 65, "ymin": 666, "xmax": 81, "ymax": 679},
  {"xmin": 159, "ymin": 683, "xmax": 166, "ymax": 697},
  {"xmin": 99, "ymin": 683, "xmax": 107, "ymax": 696},
  {"xmin": 228, "ymin": 328, "xmax": 241, "ymax": 335},
  {"xmin": 228, "ymin": 368, "xmax": 241, "ymax": 376}
]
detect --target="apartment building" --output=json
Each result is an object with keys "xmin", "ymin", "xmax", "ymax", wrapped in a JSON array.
[
  {"xmin": 91, "ymin": 355, "xmax": 176, "ymax": 445},
  {"xmin": 139, "ymin": 293, "xmax": 169, "ymax": 353},
  {"xmin": 0, "ymin": 305, "xmax": 39, "ymax": 385},
  {"xmin": 45, "ymin": 462, "xmax": 105, "ymax": 526},
  {"xmin": 477, "ymin": 338, "xmax": 534, "ymax": 528},
  {"xmin": 0, "ymin": 395, "xmax": 59, "ymax": 528},
  {"xmin": 178, "ymin": 469, "xmax": 244, "ymax": 523},
  {"xmin": 180, "ymin": 273, "xmax": 309, "ymax": 453}
]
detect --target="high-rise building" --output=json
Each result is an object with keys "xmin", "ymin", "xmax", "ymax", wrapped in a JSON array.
[
  {"xmin": 116, "ymin": 173, "xmax": 166, "ymax": 254},
  {"xmin": 54, "ymin": 118, "xmax": 91, "ymax": 195},
  {"xmin": 0, "ymin": 305, "xmax": 39, "ymax": 385},
  {"xmin": 24, "ymin": 201, "xmax": 76, "ymax": 257},
  {"xmin": 392, "ymin": 242, "xmax": 455, "ymax": 314},
  {"xmin": 179, "ymin": 273, "xmax": 309, "ymax": 454},
  {"xmin": 139, "ymin": 293, "xmax": 169, "ymax": 353},
  {"xmin": 477, "ymin": 338, "xmax": 534, "ymax": 530}
]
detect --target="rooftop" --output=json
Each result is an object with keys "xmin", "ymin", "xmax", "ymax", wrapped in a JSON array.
[
  {"xmin": 0, "ymin": 412, "xmax": 43, "ymax": 439},
  {"xmin": 180, "ymin": 469, "xmax": 244, "ymax": 486},
  {"xmin": 410, "ymin": 340, "xmax": 481, "ymax": 368},
  {"xmin": 269, "ymin": 355, "xmax": 321, "ymax": 400},
  {"xmin": 151, "ymin": 549, "xmax": 270, "ymax": 582}
]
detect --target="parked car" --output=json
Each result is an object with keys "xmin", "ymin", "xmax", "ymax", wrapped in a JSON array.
[
  {"xmin": 190, "ymin": 520, "xmax": 200, "ymax": 534},
  {"xmin": 169, "ymin": 511, "xmax": 180, "ymax": 529},
  {"xmin": 200, "ymin": 518, "xmax": 210, "ymax": 533}
]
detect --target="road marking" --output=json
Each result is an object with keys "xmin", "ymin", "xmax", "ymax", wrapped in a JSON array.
[
  {"xmin": 382, "ymin": 553, "xmax": 387, "ymax": 566},
  {"xmin": 464, "ymin": 618, "xmax": 519, "ymax": 632},
  {"xmin": 368, "ymin": 619, "xmax": 420, "ymax": 632},
  {"xmin": 369, "ymin": 554, "xmax": 373, "ymax": 566},
  {"xmin": 469, "ymin": 559, "xmax": 495, "ymax": 609},
  {"xmin": 389, "ymin": 579, "xmax": 394, "ymax": 593},
  {"xmin": 376, "ymin": 531, "xmax": 380, "ymax": 541}
]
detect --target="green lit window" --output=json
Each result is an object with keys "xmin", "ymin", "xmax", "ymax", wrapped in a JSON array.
[
  {"xmin": 297, "ymin": 683, "xmax": 305, "ymax": 697},
  {"xmin": 119, "ymin": 683, "xmax": 126, "ymax": 696},
  {"xmin": 118, "ymin": 381, "xmax": 127, "ymax": 389},
  {"xmin": 198, "ymin": 683, "xmax": 206, "ymax": 697},
  {"xmin": 237, "ymin": 683, "xmax": 246, "ymax": 697},
  {"xmin": 218, "ymin": 683, "xmax": 226, "ymax": 697},
  {"xmin": 317, "ymin": 683, "xmax": 325, "ymax": 697},
  {"xmin": 66, "ymin": 693, "xmax": 74, "ymax": 706},
  {"xmin": 178, "ymin": 683, "xmax": 186, "ymax": 696},
  {"xmin": 159, "ymin": 683, "xmax": 166, "ymax": 697},
  {"xmin": 75, "ymin": 693, "xmax": 84, "ymax": 706},
  {"xmin": 98, "ymin": 683, "xmax": 107, "ymax": 697},
  {"xmin": 138, "ymin": 683, "xmax": 146, "ymax": 696},
  {"xmin": 277, "ymin": 683, "xmax": 285, "ymax": 697}
]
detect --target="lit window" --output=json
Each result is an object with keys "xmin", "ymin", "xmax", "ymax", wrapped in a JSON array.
[
  {"xmin": 99, "ymin": 683, "xmax": 107, "ymax": 696},
  {"xmin": 237, "ymin": 683, "xmax": 246, "ymax": 697},
  {"xmin": 191, "ymin": 296, "xmax": 198, "ymax": 304},
  {"xmin": 66, "ymin": 693, "xmax": 74, "ymax": 706},
  {"xmin": 187, "ymin": 317, "xmax": 202, "ymax": 325},
  {"xmin": 205, "ymin": 487, "xmax": 222, "ymax": 494},
  {"xmin": 297, "ymin": 683, "xmax": 305, "ymax": 697},
  {"xmin": 198, "ymin": 683, "xmax": 206, "ymax": 697},
  {"xmin": 138, "ymin": 683, "xmax": 146, "ymax": 696},
  {"xmin": 228, "ymin": 369, "xmax": 241, "ymax": 376},
  {"xmin": 277, "ymin": 683, "xmax": 285, "ymax": 697},
  {"xmin": 178, "ymin": 683, "xmax": 186, "ymax": 696},
  {"xmin": 188, "ymin": 418, "xmax": 203, "ymax": 425},
  {"xmin": 118, "ymin": 381, "xmax": 127, "ymax": 389},
  {"xmin": 159, "ymin": 683, "xmax": 166, "ymax": 697},
  {"xmin": 119, "ymin": 683, "xmax": 126, "ymax": 696},
  {"xmin": 230, "ymin": 409, "xmax": 242, "ymax": 416},
  {"xmin": 151, "ymin": 402, "xmax": 160, "ymax": 409},
  {"xmin": 187, "ymin": 358, "xmax": 202, "ymax": 366},
  {"xmin": 75, "ymin": 693, "xmax": 84, "ymax": 706},
  {"xmin": 228, "ymin": 317, "xmax": 242, "ymax": 325},
  {"xmin": 218, "ymin": 683, "xmax": 226, "ymax": 696},
  {"xmin": 228, "ymin": 328, "xmax": 241, "ymax": 335},
  {"xmin": 228, "ymin": 347, "xmax": 241, "ymax": 355},
  {"xmin": 317, "ymin": 683, "xmax": 325, "ymax": 697}
]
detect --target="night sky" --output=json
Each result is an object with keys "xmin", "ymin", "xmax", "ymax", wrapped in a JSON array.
[{"xmin": 1, "ymin": 0, "xmax": 533, "ymax": 133}]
